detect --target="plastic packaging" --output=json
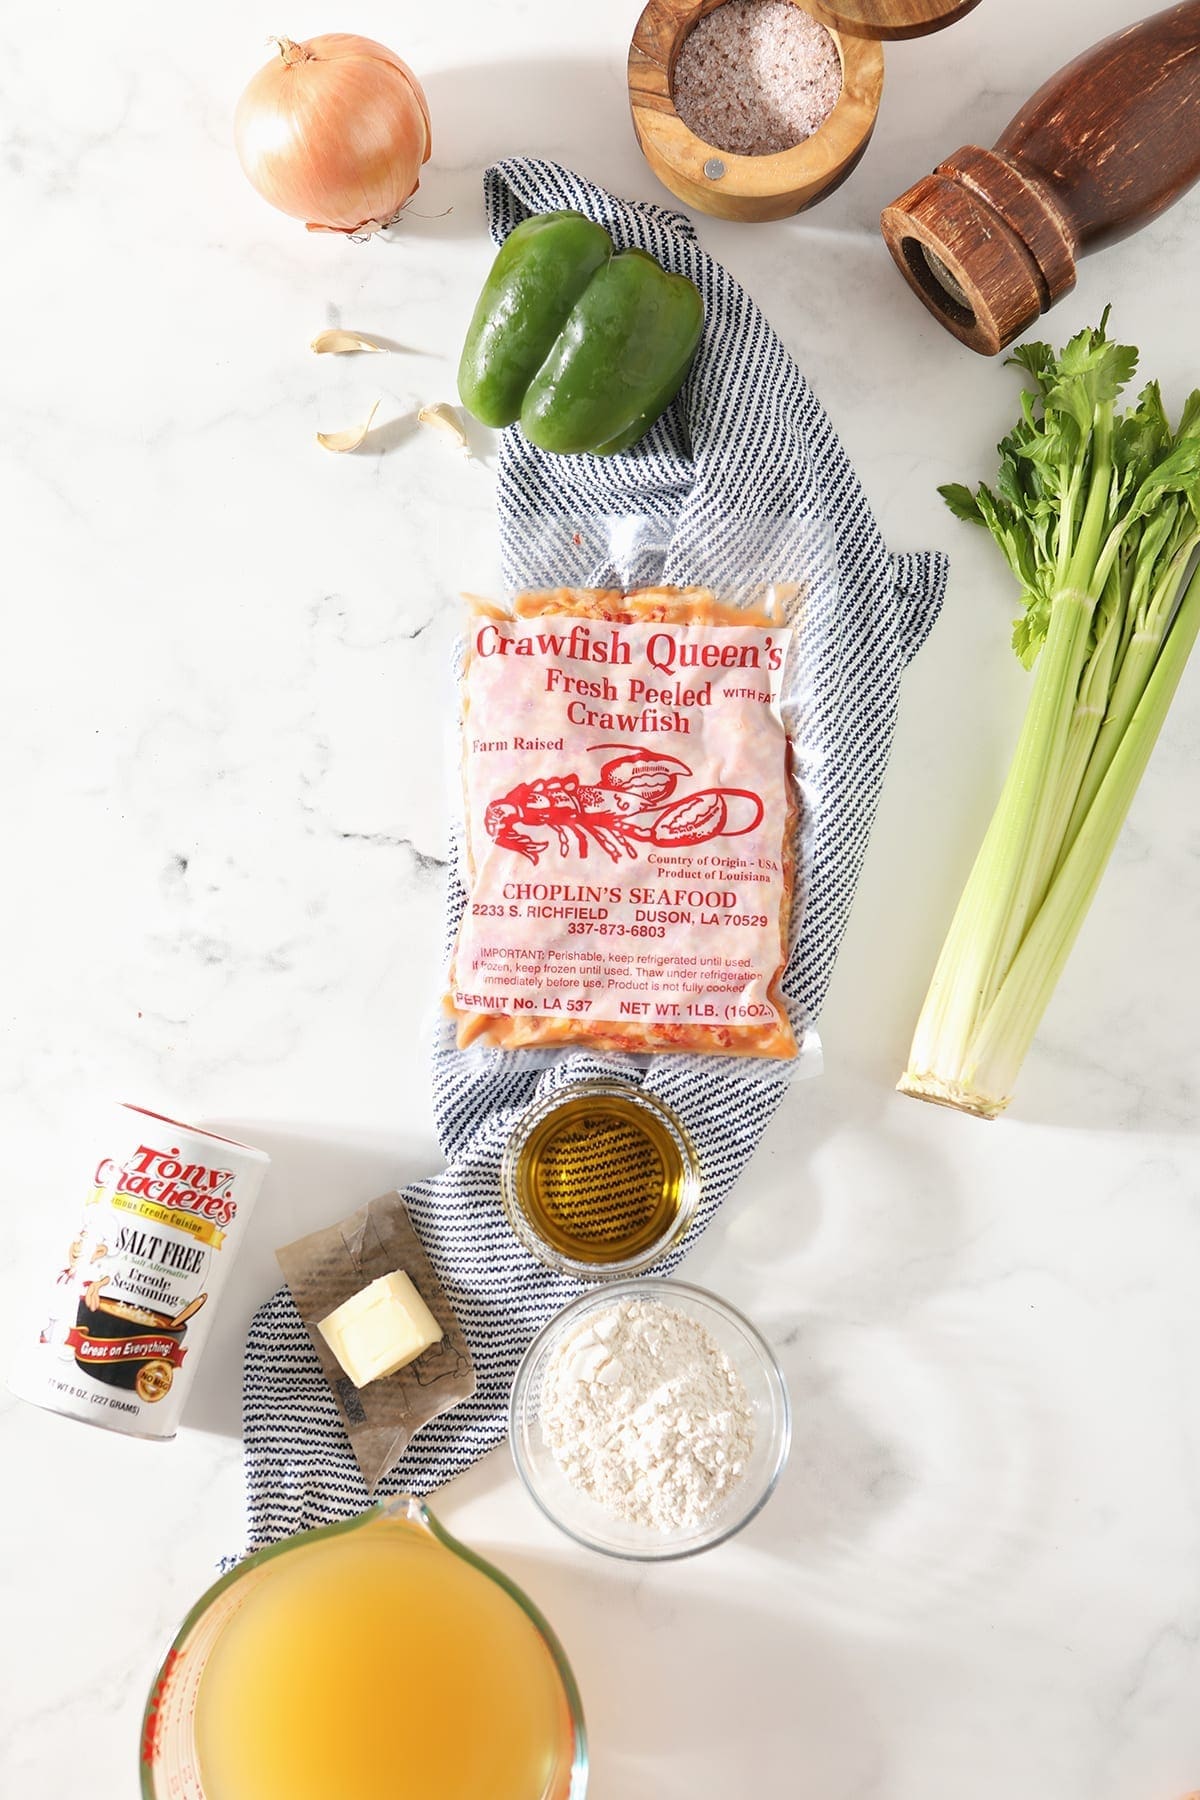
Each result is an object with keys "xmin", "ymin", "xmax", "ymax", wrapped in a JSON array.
[{"xmin": 446, "ymin": 514, "xmax": 829, "ymax": 1071}]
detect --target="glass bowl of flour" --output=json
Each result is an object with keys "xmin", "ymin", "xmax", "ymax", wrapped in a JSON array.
[{"xmin": 510, "ymin": 1280, "xmax": 790, "ymax": 1559}]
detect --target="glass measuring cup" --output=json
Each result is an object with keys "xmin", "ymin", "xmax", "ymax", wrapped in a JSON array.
[{"xmin": 140, "ymin": 1495, "xmax": 588, "ymax": 1800}]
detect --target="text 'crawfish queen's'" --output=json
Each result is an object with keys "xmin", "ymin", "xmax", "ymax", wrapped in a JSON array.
[
  {"xmin": 9, "ymin": 1105, "xmax": 269, "ymax": 1439},
  {"xmin": 449, "ymin": 589, "xmax": 801, "ymax": 1060}
]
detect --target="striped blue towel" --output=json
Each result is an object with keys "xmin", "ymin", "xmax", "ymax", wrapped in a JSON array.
[{"xmin": 242, "ymin": 159, "xmax": 947, "ymax": 1547}]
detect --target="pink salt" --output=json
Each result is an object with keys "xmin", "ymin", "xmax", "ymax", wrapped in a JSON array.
[{"xmin": 671, "ymin": 1, "xmax": 842, "ymax": 158}]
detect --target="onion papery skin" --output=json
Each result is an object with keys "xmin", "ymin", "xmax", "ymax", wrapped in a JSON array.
[{"xmin": 235, "ymin": 34, "xmax": 432, "ymax": 235}]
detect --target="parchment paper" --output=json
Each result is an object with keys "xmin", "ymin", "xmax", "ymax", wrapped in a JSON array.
[{"xmin": 276, "ymin": 1191, "xmax": 475, "ymax": 1493}]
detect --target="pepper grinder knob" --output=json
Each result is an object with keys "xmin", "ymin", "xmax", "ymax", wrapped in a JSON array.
[{"xmin": 881, "ymin": 1, "xmax": 1200, "ymax": 354}]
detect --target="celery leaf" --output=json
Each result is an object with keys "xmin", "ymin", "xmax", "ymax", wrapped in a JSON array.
[{"xmin": 939, "ymin": 481, "xmax": 984, "ymax": 524}]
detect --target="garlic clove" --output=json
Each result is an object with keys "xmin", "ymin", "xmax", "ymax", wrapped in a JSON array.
[
  {"xmin": 310, "ymin": 329, "xmax": 388, "ymax": 355},
  {"xmin": 418, "ymin": 402, "xmax": 471, "ymax": 455},
  {"xmin": 317, "ymin": 400, "xmax": 380, "ymax": 453}
]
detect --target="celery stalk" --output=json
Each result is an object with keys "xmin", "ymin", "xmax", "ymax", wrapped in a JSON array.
[
  {"xmin": 900, "ymin": 316, "xmax": 1200, "ymax": 1117},
  {"xmin": 1057, "ymin": 530, "xmax": 1200, "ymax": 868},
  {"xmin": 968, "ymin": 561, "xmax": 1200, "ymax": 1105}
]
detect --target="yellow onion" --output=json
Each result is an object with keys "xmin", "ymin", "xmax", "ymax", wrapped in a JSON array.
[{"xmin": 235, "ymin": 34, "xmax": 431, "ymax": 235}]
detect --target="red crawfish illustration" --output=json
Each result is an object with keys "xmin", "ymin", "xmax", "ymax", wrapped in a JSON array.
[{"xmin": 484, "ymin": 747, "xmax": 764, "ymax": 865}]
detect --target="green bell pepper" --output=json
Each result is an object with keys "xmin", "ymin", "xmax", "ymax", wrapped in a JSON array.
[{"xmin": 457, "ymin": 210, "xmax": 704, "ymax": 457}]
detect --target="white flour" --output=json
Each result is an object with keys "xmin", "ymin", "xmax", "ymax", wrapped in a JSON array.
[{"xmin": 540, "ymin": 1298, "xmax": 755, "ymax": 1532}]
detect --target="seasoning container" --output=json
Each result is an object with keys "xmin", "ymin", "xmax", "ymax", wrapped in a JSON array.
[
  {"xmin": 628, "ymin": 0, "xmax": 884, "ymax": 221},
  {"xmin": 9, "ymin": 1104, "xmax": 269, "ymax": 1439},
  {"xmin": 881, "ymin": 2, "xmax": 1200, "ymax": 354},
  {"xmin": 500, "ymin": 1081, "xmax": 700, "ymax": 1279}
]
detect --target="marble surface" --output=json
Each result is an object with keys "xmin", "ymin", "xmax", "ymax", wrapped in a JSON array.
[{"xmin": 4, "ymin": 0, "xmax": 1200, "ymax": 1794}]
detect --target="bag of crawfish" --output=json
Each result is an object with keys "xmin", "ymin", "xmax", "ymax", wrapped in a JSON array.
[{"xmin": 447, "ymin": 557, "xmax": 819, "ymax": 1064}]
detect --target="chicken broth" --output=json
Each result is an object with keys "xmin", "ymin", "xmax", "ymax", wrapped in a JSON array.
[{"xmin": 195, "ymin": 1515, "xmax": 577, "ymax": 1800}]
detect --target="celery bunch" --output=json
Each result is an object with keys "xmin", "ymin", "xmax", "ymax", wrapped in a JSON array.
[{"xmin": 901, "ymin": 312, "xmax": 1200, "ymax": 1118}]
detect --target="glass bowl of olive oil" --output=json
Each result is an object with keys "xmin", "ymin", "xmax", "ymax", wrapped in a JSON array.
[{"xmin": 500, "ymin": 1081, "xmax": 701, "ymax": 1280}]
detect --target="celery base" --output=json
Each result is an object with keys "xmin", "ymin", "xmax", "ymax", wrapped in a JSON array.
[{"xmin": 895, "ymin": 1071, "xmax": 1009, "ymax": 1120}]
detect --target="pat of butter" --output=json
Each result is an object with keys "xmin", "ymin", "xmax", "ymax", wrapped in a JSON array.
[{"xmin": 317, "ymin": 1271, "xmax": 442, "ymax": 1387}]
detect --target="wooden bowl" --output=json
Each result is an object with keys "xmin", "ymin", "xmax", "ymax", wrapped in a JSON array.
[
  {"xmin": 808, "ymin": 0, "xmax": 981, "ymax": 39},
  {"xmin": 628, "ymin": 0, "xmax": 885, "ymax": 222}
]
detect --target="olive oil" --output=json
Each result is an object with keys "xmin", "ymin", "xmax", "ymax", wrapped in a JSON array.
[{"xmin": 504, "ymin": 1083, "xmax": 699, "ymax": 1274}]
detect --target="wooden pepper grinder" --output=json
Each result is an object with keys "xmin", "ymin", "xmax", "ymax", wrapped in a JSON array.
[{"xmin": 880, "ymin": 2, "xmax": 1200, "ymax": 354}]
